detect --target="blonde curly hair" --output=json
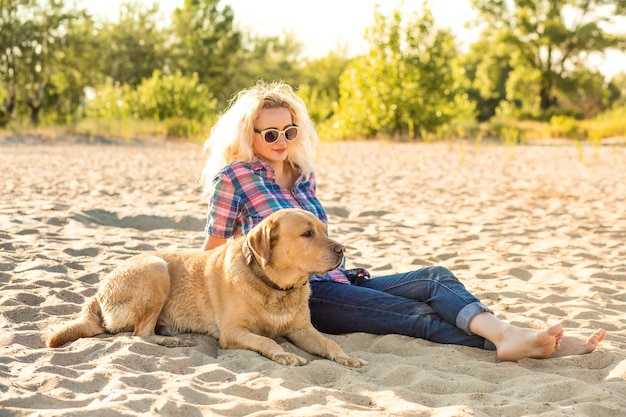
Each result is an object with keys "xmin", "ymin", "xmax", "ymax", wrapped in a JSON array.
[{"xmin": 201, "ymin": 81, "xmax": 318, "ymax": 196}]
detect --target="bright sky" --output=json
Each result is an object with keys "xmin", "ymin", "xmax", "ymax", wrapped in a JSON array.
[
  {"xmin": 218, "ymin": 0, "xmax": 479, "ymax": 56},
  {"xmin": 82, "ymin": 0, "xmax": 625, "ymax": 78}
]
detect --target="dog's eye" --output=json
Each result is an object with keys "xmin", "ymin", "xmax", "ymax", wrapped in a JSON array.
[{"xmin": 301, "ymin": 230, "xmax": 314, "ymax": 238}]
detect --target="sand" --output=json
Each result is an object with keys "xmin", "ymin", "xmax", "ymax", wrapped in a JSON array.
[{"xmin": 1, "ymin": 136, "xmax": 625, "ymax": 416}]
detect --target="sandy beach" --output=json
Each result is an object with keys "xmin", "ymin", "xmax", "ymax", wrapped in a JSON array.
[{"xmin": 1, "ymin": 137, "xmax": 625, "ymax": 416}]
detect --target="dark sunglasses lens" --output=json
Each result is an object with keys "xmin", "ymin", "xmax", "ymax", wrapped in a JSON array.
[
  {"xmin": 285, "ymin": 126, "xmax": 298, "ymax": 140},
  {"xmin": 263, "ymin": 130, "xmax": 279, "ymax": 143}
]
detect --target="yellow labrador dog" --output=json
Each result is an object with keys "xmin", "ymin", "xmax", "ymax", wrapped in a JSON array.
[{"xmin": 47, "ymin": 208, "xmax": 365, "ymax": 367}]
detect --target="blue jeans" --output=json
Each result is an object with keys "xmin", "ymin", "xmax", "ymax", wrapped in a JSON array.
[{"xmin": 309, "ymin": 266, "xmax": 496, "ymax": 350}]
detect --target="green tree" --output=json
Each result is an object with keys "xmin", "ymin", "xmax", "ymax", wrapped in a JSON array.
[
  {"xmin": 0, "ymin": 0, "xmax": 27, "ymax": 117},
  {"xmin": 84, "ymin": 81, "xmax": 134, "ymax": 120},
  {"xmin": 459, "ymin": 36, "xmax": 513, "ymax": 121},
  {"xmin": 557, "ymin": 67, "xmax": 615, "ymax": 117},
  {"xmin": 131, "ymin": 69, "xmax": 216, "ymax": 121},
  {"xmin": 87, "ymin": 70, "xmax": 216, "ymax": 121},
  {"xmin": 225, "ymin": 31, "xmax": 305, "ymax": 95},
  {"xmin": 96, "ymin": 1, "xmax": 168, "ymax": 87},
  {"xmin": 0, "ymin": 0, "xmax": 90, "ymax": 125},
  {"xmin": 45, "ymin": 15, "xmax": 101, "ymax": 124},
  {"xmin": 171, "ymin": 0, "xmax": 241, "ymax": 103},
  {"xmin": 335, "ymin": 5, "xmax": 469, "ymax": 139},
  {"xmin": 472, "ymin": 0, "xmax": 626, "ymax": 114},
  {"xmin": 299, "ymin": 50, "xmax": 352, "ymax": 123}
]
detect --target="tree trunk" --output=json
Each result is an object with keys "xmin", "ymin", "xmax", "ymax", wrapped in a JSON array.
[
  {"xmin": 29, "ymin": 105, "xmax": 41, "ymax": 126},
  {"xmin": 4, "ymin": 92, "xmax": 16, "ymax": 115},
  {"xmin": 540, "ymin": 84, "xmax": 558, "ymax": 111}
]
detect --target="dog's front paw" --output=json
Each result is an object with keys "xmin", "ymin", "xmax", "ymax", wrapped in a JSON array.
[
  {"xmin": 272, "ymin": 352, "xmax": 308, "ymax": 366},
  {"xmin": 335, "ymin": 356, "xmax": 368, "ymax": 368}
]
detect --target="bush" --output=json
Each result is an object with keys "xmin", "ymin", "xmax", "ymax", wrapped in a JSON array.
[
  {"xmin": 133, "ymin": 70, "xmax": 216, "ymax": 121},
  {"xmin": 163, "ymin": 117, "xmax": 209, "ymax": 139},
  {"xmin": 548, "ymin": 115, "xmax": 584, "ymax": 139},
  {"xmin": 581, "ymin": 105, "xmax": 626, "ymax": 142},
  {"xmin": 84, "ymin": 82, "xmax": 134, "ymax": 119},
  {"xmin": 85, "ymin": 70, "xmax": 218, "ymax": 124}
]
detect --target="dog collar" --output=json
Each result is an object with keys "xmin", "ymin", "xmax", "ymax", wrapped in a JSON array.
[{"xmin": 241, "ymin": 238, "xmax": 301, "ymax": 292}]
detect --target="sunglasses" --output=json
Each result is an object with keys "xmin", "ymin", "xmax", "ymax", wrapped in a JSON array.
[{"xmin": 253, "ymin": 125, "xmax": 299, "ymax": 143}]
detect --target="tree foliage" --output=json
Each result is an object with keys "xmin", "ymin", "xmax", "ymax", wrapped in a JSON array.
[
  {"xmin": 171, "ymin": 0, "xmax": 241, "ymax": 103},
  {"xmin": 0, "ymin": 0, "xmax": 26, "ymax": 116},
  {"xmin": 0, "ymin": 0, "xmax": 92, "ymax": 125},
  {"xmin": 132, "ymin": 70, "xmax": 216, "ymax": 121},
  {"xmin": 96, "ymin": 1, "xmax": 168, "ymax": 87},
  {"xmin": 87, "ymin": 70, "xmax": 216, "ymax": 121},
  {"xmin": 335, "ymin": 5, "xmax": 473, "ymax": 139},
  {"xmin": 298, "ymin": 51, "xmax": 352, "ymax": 124},
  {"xmin": 1, "ymin": 0, "xmax": 624, "ymax": 137},
  {"xmin": 471, "ymin": 0, "xmax": 626, "ymax": 115},
  {"xmin": 459, "ymin": 36, "xmax": 513, "ymax": 121},
  {"xmin": 227, "ymin": 32, "xmax": 306, "ymax": 94}
]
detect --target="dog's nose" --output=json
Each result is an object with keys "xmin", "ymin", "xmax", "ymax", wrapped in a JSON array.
[{"xmin": 334, "ymin": 244, "xmax": 345, "ymax": 255}]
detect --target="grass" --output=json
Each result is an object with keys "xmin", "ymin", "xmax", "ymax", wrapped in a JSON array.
[
  {"xmin": 2, "ymin": 105, "xmax": 625, "ymax": 145},
  {"xmin": 1, "ymin": 117, "xmax": 210, "ymax": 143}
]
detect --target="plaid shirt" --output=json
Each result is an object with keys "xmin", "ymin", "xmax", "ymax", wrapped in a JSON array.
[{"xmin": 205, "ymin": 157, "xmax": 349, "ymax": 284}]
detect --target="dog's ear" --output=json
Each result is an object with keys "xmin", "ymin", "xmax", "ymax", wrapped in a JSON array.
[{"xmin": 247, "ymin": 219, "xmax": 278, "ymax": 268}]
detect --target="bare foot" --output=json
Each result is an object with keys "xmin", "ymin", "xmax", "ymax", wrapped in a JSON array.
[
  {"xmin": 550, "ymin": 328, "xmax": 606, "ymax": 358},
  {"xmin": 496, "ymin": 324, "xmax": 564, "ymax": 361},
  {"xmin": 468, "ymin": 313, "xmax": 605, "ymax": 361}
]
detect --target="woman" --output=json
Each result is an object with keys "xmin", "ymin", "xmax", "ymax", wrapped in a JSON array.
[{"xmin": 200, "ymin": 81, "xmax": 605, "ymax": 361}]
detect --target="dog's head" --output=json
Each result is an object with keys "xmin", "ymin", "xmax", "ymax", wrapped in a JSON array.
[{"xmin": 245, "ymin": 208, "xmax": 344, "ymax": 289}]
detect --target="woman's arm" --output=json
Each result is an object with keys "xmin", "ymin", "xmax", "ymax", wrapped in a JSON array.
[{"xmin": 203, "ymin": 235, "xmax": 228, "ymax": 251}]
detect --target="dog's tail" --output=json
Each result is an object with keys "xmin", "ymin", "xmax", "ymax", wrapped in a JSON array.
[{"xmin": 47, "ymin": 298, "xmax": 105, "ymax": 348}]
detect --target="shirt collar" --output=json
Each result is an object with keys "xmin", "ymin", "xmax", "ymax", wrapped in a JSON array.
[
  {"xmin": 249, "ymin": 156, "xmax": 271, "ymax": 172},
  {"xmin": 249, "ymin": 157, "xmax": 305, "ymax": 185}
]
